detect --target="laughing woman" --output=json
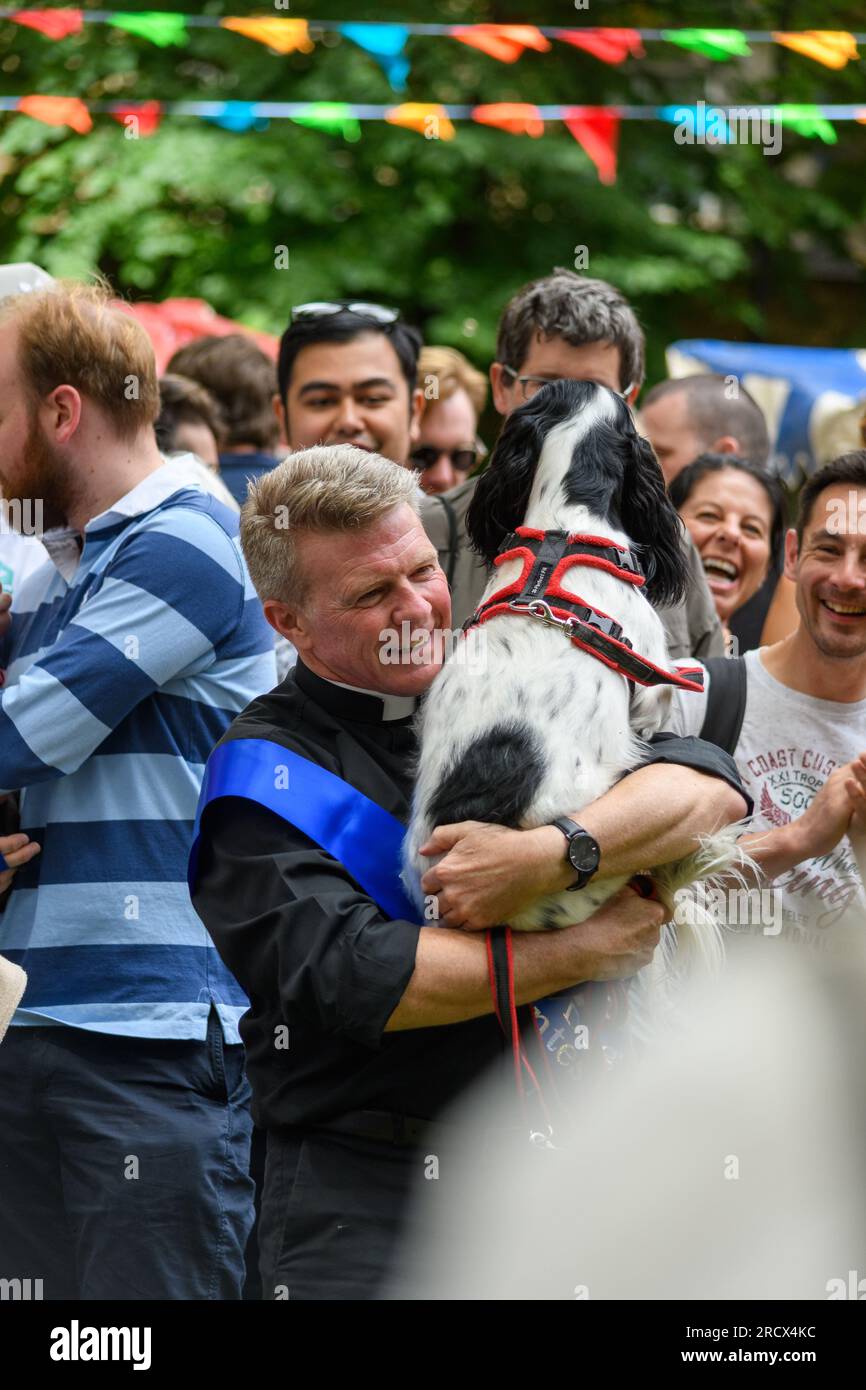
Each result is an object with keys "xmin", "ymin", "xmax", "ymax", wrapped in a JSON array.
[{"xmin": 669, "ymin": 454, "xmax": 787, "ymax": 653}]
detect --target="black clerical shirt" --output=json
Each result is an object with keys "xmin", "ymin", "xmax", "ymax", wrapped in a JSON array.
[{"xmin": 191, "ymin": 659, "xmax": 749, "ymax": 1132}]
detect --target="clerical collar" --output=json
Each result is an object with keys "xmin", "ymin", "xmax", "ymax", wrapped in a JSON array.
[{"xmin": 294, "ymin": 658, "xmax": 419, "ymax": 725}]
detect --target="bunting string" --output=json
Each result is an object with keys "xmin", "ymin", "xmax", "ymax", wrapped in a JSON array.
[{"xmin": 0, "ymin": 12, "xmax": 864, "ymax": 73}]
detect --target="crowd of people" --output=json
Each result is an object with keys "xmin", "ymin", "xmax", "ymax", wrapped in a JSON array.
[{"xmin": 0, "ymin": 265, "xmax": 864, "ymax": 1302}]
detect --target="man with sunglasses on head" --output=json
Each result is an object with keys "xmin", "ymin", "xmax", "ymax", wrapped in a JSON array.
[{"xmin": 273, "ymin": 301, "xmax": 487, "ymax": 626}]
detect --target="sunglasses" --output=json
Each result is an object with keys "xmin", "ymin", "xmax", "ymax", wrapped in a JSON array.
[
  {"xmin": 291, "ymin": 301, "xmax": 399, "ymax": 325},
  {"xmin": 410, "ymin": 445, "xmax": 478, "ymax": 474}
]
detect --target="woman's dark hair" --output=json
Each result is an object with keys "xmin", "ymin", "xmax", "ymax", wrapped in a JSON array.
[{"xmin": 668, "ymin": 452, "xmax": 787, "ymax": 575}]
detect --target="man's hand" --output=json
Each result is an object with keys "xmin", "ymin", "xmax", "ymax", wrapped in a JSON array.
[
  {"xmin": 420, "ymin": 821, "xmax": 560, "ymax": 930},
  {"xmin": 561, "ymin": 884, "xmax": 668, "ymax": 982},
  {"xmin": 786, "ymin": 758, "xmax": 866, "ymax": 861},
  {"xmin": 0, "ymin": 831, "xmax": 40, "ymax": 894},
  {"xmin": 844, "ymin": 754, "xmax": 866, "ymax": 879},
  {"xmin": 0, "ymin": 591, "xmax": 11, "ymax": 639}
]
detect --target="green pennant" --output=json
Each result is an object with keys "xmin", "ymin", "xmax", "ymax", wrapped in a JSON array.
[
  {"xmin": 290, "ymin": 104, "xmax": 362, "ymax": 143},
  {"xmin": 777, "ymin": 105, "xmax": 837, "ymax": 144},
  {"xmin": 661, "ymin": 29, "xmax": 752, "ymax": 61},
  {"xmin": 108, "ymin": 12, "xmax": 189, "ymax": 48}
]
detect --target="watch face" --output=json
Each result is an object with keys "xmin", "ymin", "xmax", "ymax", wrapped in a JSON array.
[{"xmin": 568, "ymin": 834, "xmax": 600, "ymax": 875}]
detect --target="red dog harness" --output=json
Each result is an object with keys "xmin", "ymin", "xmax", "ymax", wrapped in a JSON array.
[{"xmin": 463, "ymin": 526, "xmax": 704, "ymax": 694}]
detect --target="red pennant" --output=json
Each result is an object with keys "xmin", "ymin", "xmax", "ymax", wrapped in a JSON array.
[
  {"xmin": 556, "ymin": 28, "xmax": 643, "ymax": 65},
  {"xmin": 563, "ymin": 110, "xmax": 620, "ymax": 184},
  {"xmin": 12, "ymin": 9, "xmax": 84, "ymax": 41},
  {"xmin": 110, "ymin": 101, "xmax": 162, "ymax": 138}
]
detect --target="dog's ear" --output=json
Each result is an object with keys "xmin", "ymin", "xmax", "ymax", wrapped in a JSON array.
[
  {"xmin": 619, "ymin": 428, "xmax": 688, "ymax": 608},
  {"xmin": 466, "ymin": 404, "xmax": 545, "ymax": 563}
]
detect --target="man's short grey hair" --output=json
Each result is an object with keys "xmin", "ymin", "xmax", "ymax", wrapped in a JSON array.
[
  {"xmin": 642, "ymin": 373, "xmax": 771, "ymax": 466},
  {"xmin": 240, "ymin": 444, "xmax": 420, "ymax": 607}
]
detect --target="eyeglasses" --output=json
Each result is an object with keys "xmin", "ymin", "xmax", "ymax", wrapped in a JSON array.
[
  {"xmin": 291, "ymin": 301, "xmax": 399, "ymax": 325},
  {"xmin": 410, "ymin": 445, "xmax": 478, "ymax": 474},
  {"xmin": 499, "ymin": 365, "xmax": 635, "ymax": 403}
]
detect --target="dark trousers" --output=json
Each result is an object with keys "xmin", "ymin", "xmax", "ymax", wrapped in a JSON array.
[
  {"xmin": 0, "ymin": 1009, "xmax": 254, "ymax": 1300},
  {"xmin": 258, "ymin": 1126, "xmax": 478, "ymax": 1301}
]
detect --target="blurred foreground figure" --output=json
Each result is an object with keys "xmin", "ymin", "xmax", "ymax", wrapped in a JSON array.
[{"xmin": 390, "ymin": 937, "xmax": 866, "ymax": 1300}]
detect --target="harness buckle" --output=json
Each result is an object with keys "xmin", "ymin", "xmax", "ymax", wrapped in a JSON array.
[{"xmin": 509, "ymin": 598, "xmax": 574, "ymax": 634}]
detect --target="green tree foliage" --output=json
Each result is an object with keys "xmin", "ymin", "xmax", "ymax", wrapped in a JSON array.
[{"xmin": 0, "ymin": 0, "xmax": 864, "ymax": 383}]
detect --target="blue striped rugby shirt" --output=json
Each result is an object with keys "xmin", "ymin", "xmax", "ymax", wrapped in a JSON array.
[{"xmin": 0, "ymin": 456, "xmax": 277, "ymax": 1042}]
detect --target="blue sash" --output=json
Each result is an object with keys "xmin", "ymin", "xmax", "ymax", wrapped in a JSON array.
[
  {"xmin": 188, "ymin": 738, "xmax": 629, "ymax": 1077},
  {"xmin": 188, "ymin": 737, "xmax": 419, "ymax": 923}
]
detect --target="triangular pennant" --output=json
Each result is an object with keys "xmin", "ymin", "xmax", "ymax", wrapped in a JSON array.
[
  {"xmin": 563, "ymin": 109, "xmax": 619, "ymax": 183},
  {"xmin": 290, "ymin": 103, "xmax": 362, "ymax": 143},
  {"xmin": 555, "ymin": 28, "xmax": 643, "ymax": 65},
  {"xmin": 110, "ymin": 100, "xmax": 162, "ymax": 137},
  {"xmin": 773, "ymin": 31, "xmax": 858, "ymax": 70},
  {"xmin": 12, "ymin": 9, "xmax": 83, "ymax": 40},
  {"xmin": 777, "ymin": 105, "xmax": 837, "ymax": 143},
  {"xmin": 472, "ymin": 104, "xmax": 544, "ymax": 137},
  {"xmin": 659, "ymin": 105, "xmax": 731, "ymax": 143},
  {"xmin": 107, "ymin": 12, "xmax": 189, "ymax": 48},
  {"xmin": 450, "ymin": 24, "xmax": 550, "ymax": 64},
  {"xmin": 661, "ymin": 29, "xmax": 752, "ymax": 61},
  {"xmin": 205, "ymin": 102, "xmax": 269, "ymax": 133},
  {"xmin": 19, "ymin": 94, "xmax": 92, "ymax": 133},
  {"xmin": 386, "ymin": 103, "xmax": 455, "ymax": 140},
  {"xmin": 220, "ymin": 17, "xmax": 314, "ymax": 56},
  {"xmin": 339, "ymin": 23, "xmax": 410, "ymax": 90}
]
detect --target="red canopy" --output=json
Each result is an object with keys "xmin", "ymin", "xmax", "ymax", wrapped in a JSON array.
[{"xmin": 115, "ymin": 297, "xmax": 278, "ymax": 374}]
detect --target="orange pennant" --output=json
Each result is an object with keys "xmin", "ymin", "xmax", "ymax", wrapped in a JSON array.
[
  {"xmin": 221, "ymin": 16, "xmax": 314, "ymax": 55},
  {"xmin": 472, "ymin": 103, "xmax": 545, "ymax": 136},
  {"xmin": 452, "ymin": 25, "xmax": 550, "ymax": 64},
  {"xmin": 19, "ymin": 94, "xmax": 92, "ymax": 133},
  {"xmin": 386, "ymin": 104, "xmax": 455, "ymax": 140},
  {"xmin": 773, "ymin": 30, "xmax": 858, "ymax": 69}
]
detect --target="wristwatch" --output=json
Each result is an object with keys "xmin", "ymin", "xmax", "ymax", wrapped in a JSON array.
[{"xmin": 549, "ymin": 817, "xmax": 601, "ymax": 891}]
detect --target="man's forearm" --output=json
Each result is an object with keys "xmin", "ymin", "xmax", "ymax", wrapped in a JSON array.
[
  {"xmin": 386, "ymin": 923, "xmax": 595, "ymax": 1031},
  {"xmin": 534, "ymin": 765, "xmax": 746, "ymax": 895}
]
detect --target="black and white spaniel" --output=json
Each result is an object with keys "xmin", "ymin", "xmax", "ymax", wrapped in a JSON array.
[{"xmin": 404, "ymin": 379, "xmax": 742, "ymax": 969}]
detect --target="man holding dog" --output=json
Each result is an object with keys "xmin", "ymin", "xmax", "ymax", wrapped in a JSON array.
[{"xmin": 190, "ymin": 444, "xmax": 749, "ymax": 1301}]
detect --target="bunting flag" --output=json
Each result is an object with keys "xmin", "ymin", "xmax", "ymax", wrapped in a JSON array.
[
  {"xmin": 555, "ymin": 27, "xmax": 643, "ymax": 64},
  {"xmin": 106, "ymin": 11, "xmax": 188, "ymax": 48},
  {"xmin": 206, "ymin": 102, "xmax": 269, "ymax": 132},
  {"xmin": 450, "ymin": 24, "xmax": 550, "ymax": 63},
  {"xmin": 290, "ymin": 102, "xmax": 361, "ymax": 142},
  {"xmin": 659, "ymin": 103, "xmax": 731, "ymax": 142},
  {"xmin": 220, "ymin": 17, "xmax": 314, "ymax": 56},
  {"xmin": 339, "ymin": 23, "xmax": 410, "ymax": 90},
  {"xmin": 660, "ymin": 29, "xmax": 752, "ymax": 61},
  {"xmin": 563, "ymin": 109, "xmax": 619, "ymax": 183},
  {"xmin": 110, "ymin": 99, "xmax": 162, "ymax": 137},
  {"xmin": 471, "ymin": 103, "xmax": 544, "ymax": 136},
  {"xmin": 385, "ymin": 103, "xmax": 455, "ymax": 140},
  {"xmin": 11, "ymin": 8, "xmax": 83, "ymax": 40},
  {"xmin": 773, "ymin": 30, "xmax": 859, "ymax": 69},
  {"xmin": 777, "ymin": 105, "xmax": 838, "ymax": 143},
  {"xmin": 18, "ymin": 93, "xmax": 91, "ymax": 132}
]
